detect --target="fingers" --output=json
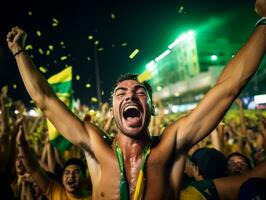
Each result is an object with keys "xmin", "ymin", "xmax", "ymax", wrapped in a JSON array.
[{"xmin": 6, "ymin": 26, "xmax": 25, "ymax": 43}]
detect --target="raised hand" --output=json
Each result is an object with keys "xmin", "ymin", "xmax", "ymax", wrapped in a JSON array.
[
  {"xmin": 16, "ymin": 124, "xmax": 27, "ymax": 147},
  {"xmin": 6, "ymin": 26, "xmax": 27, "ymax": 55},
  {"xmin": 255, "ymin": 0, "xmax": 266, "ymax": 17}
]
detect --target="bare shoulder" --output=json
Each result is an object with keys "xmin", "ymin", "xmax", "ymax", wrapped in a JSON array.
[{"xmin": 83, "ymin": 121, "xmax": 115, "ymax": 162}]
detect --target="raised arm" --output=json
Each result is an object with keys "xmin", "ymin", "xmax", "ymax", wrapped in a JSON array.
[
  {"xmin": 6, "ymin": 27, "xmax": 90, "ymax": 148},
  {"xmin": 214, "ymin": 159, "xmax": 266, "ymax": 200},
  {"xmin": 176, "ymin": 0, "xmax": 266, "ymax": 150},
  {"xmin": 16, "ymin": 124, "xmax": 51, "ymax": 193}
]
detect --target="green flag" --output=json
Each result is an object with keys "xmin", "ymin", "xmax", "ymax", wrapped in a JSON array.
[{"xmin": 47, "ymin": 67, "xmax": 73, "ymax": 151}]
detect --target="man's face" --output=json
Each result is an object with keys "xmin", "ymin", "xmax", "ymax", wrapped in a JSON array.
[
  {"xmin": 16, "ymin": 157, "xmax": 26, "ymax": 176},
  {"xmin": 227, "ymin": 156, "xmax": 250, "ymax": 175},
  {"xmin": 112, "ymin": 80, "xmax": 153, "ymax": 137},
  {"xmin": 62, "ymin": 164, "xmax": 83, "ymax": 193}
]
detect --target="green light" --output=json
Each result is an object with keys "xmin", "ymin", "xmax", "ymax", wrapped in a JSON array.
[
  {"xmin": 155, "ymin": 49, "xmax": 171, "ymax": 62},
  {"xmin": 145, "ymin": 60, "xmax": 156, "ymax": 71},
  {"xmin": 211, "ymin": 55, "xmax": 218, "ymax": 61}
]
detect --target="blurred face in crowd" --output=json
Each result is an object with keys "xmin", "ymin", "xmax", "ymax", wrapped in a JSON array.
[
  {"xmin": 16, "ymin": 157, "xmax": 26, "ymax": 176},
  {"xmin": 62, "ymin": 164, "xmax": 84, "ymax": 194},
  {"xmin": 112, "ymin": 79, "xmax": 153, "ymax": 137},
  {"xmin": 227, "ymin": 155, "xmax": 250, "ymax": 175}
]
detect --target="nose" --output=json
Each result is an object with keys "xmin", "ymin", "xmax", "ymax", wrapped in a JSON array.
[{"xmin": 125, "ymin": 91, "xmax": 137, "ymax": 101}]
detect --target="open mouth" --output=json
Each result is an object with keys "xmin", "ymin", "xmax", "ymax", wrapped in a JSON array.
[
  {"xmin": 123, "ymin": 105, "xmax": 141, "ymax": 119},
  {"xmin": 67, "ymin": 180, "xmax": 77, "ymax": 188},
  {"xmin": 122, "ymin": 105, "xmax": 143, "ymax": 127}
]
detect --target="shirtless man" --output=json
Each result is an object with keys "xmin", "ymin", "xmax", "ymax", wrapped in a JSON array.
[{"xmin": 6, "ymin": 0, "xmax": 266, "ymax": 199}]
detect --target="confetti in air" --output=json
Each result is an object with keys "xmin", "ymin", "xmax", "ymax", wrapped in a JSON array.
[
  {"xmin": 91, "ymin": 97, "xmax": 98, "ymax": 102},
  {"xmin": 60, "ymin": 56, "xmax": 67, "ymax": 61},
  {"xmin": 85, "ymin": 83, "xmax": 91, "ymax": 88},
  {"xmin": 137, "ymin": 70, "xmax": 152, "ymax": 83},
  {"xmin": 121, "ymin": 43, "xmax": 127, "ymax": 47},
  {"xmin": 13, "ymin": 84, "xmax": 17, "ymax": 89},
  {"xmin": 46, "ymin": 50, "xmax": 51, "ymax": 56},
  {"xmin": 76, "ymin": 75, "xmax": 80, "ymax": 80},
  {"xmin": 38, "ymin": 48, "xmax": 44, "ymax": 55},
  {"xmin": 28, "ymin": 11, "xmax": 32, "ymax": 16},
  {"xmin": 111, "ymin": 13, "xmax": 116, "ymax": 19},
  {"xmin": 39, "ymin": 66, "xmax": 48, "ymax": 73},
  {"xmin": 52, "ymin": 18, "xmax": 59, "ymax": 27},
  {"xmin": 94, "ymin": 40, "xmax": 99, "ymax": 45},
  {"xmin": 129, "ymin": 49, "xmax": 139, "ymax": 59},
  {"xmin": 48, "ymin": 45, "xmax": 54, "ymax": 51},
  {"xmin": 25, "ymin": 45, "xmax": 33, "ymax": 50},
  {"xmin": 88, "ymin": 35, "xmax": 93, "ymax": 40},
  {"xmin": 36, "ymin": 30, "xmax": 42, "ymax": 37}
]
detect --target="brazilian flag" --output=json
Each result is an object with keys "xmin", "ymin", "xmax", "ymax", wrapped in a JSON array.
[{"xmin": 47, "ymin": 67, "xmax": 73, "ymax": 151}]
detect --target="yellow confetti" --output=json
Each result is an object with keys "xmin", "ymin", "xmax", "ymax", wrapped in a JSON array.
[
  {"xmin": 121, "ymin": 43, "xmax": 127, "ymax": 47},
  {"xmin": 129, "ymin": 49, "xmax": 139, "ymax": 59},
  {"xmin": 91, "ymin": 97, "xmax": 98, "ymax": 102},
  {"xmin": 48, "ymin": 45, "xmax": 54, "ymax": 50},
  {"xmin": 87, "ymin": 56, "xmax": 91, "ymax": 61},
  {"xmin": 25, "ymin": 44, "xmax": 33, "ymax": 50},
  {"xmin": 60, "ymin": 56, "xmax": 67, "ymax": 61},
  {"xmin": 98, "ymin": 47, "xmax": 104, "ymax": 51},
  {"xmin": 60, "ymin": 41, "xmax": 65, "ymax": 46},
  {"xmin": 88, "ymin": 35, "xmax": 93, "ymax": 40},
  {"xmin": 39, "ymin": 66, "xmax": 48, "ymax": 73},
  {"xmin": 46, "ymin": 50, "xmax": 51, "ymax": 56},
  {"xmin": 111, "ymin": 13, "xmax": 116, "ymax": 19},
  {"xmin": 36, "ymin": 30, "xmax": 41, "ymax": 37},
  {"xmin": 29, "ymin": 100, "xmax": 34, "ymax": 104},
  {"xmin": 13, "ymin": 84, "xmax": 17, "ymax": 89},
  {"xmin": 38, "ymin": 48, "xmax": 44, "ymax": 55},
  {"xmin": 101, "ymin": 91, "xmax": 104, "ymax": 95},
  {"xmin": 52, "ymin": 23, "xmax": 58, "ymax": 27},
  {"xmin": 76, "ymin": 75, "xmax": 80, "ymax": 80},
  {"xmin": 52, "ymin": 18, "xmax": 59, "ymax": 23},
  {"xmin": 137, "ymin": 70, "xmax": 152, "ymax": 83},
  {"xmin": 94, "ymin": 40, "xmax": 99, "ymax": 45},
  {"xmin": 28, "ymin": 11, "xmax": 32, "ymax": 16},
  {"xmin": 85, "ymin": 83, "xmax": 91, "ymax": 88}
]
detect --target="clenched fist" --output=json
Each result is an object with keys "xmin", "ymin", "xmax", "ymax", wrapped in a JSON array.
[
  {"xmin": 6, "ymin": 26, "xmax": 27, "ymax": 55},
  {"xmin": 255, "ymin": 0, "xmax": 266, "ymax": 17}
]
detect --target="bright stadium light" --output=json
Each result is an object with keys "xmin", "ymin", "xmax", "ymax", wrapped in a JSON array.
[
  {"xmin": 155, "ymin": 49, "xmax": 171, "ymax": 62},
  {"xmin": 145, "ymin": 60, "xmax": 156, "ymax": 71},
  {"xmin": 211, "ymin": 54, "xmax": 218, "ymax": 61},
  {"xmin": 168, "ymin": 30, "xmax": 195, "ymax": 49}
]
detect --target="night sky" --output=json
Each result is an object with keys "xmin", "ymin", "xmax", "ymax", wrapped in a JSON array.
[{"xmin": 0, "ymin": 0, "xmax": 257, "ymax": 108}]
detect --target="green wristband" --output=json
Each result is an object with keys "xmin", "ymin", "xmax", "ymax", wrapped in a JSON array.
[{"xmin": 255, "ymin": 17, "xmax": 266, "ymax": 27}]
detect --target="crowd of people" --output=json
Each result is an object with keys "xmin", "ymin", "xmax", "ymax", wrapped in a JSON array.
[
  {"xmin": 1, "ymin": 83, "xmax": 266, "ymax": 200},
  {"xmin": 1, "ymin": 0, "xmax": 266, "ymax": 199}
]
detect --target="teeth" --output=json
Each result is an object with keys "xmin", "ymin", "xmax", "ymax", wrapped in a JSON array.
[{"xmin": 124, "ymin": 105, "xmax": 139, "ymax": 111}]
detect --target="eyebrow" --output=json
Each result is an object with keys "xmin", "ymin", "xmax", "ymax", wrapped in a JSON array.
[{"xmin": 114, "ymin": 84, "xmax": 146, "ymax": 93}]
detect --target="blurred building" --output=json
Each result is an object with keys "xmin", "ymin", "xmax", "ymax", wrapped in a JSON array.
[{"xmin": 146, "ymin": 31, "xmax": 266, "ymax": 112}]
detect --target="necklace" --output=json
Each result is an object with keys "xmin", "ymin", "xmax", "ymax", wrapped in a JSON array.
[{"xmin": 114, "ymin": 142, "xmax": 151, "ymax": 200}]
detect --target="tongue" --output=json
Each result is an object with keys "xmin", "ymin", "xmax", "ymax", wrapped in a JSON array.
[{"xmin": 127, "ymin": 117, "xmax": 141, "ymax": 126}]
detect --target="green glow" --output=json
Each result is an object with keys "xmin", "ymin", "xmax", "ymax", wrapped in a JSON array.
[{"xmin": 211, "ymin": 55, "xmax": 218, "ymax": 61}]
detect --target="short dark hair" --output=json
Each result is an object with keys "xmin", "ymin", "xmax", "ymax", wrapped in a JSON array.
[
  {"xmin": 191, "ymin": 147, "xmax": 227, "ymax": 179},
  {"xmin": 62, "ymin": 158, "xmax": 87, "ymax": 177},
  {"xmin": 110, "ymin": 73, "xmax": 153, "ymax": 103}
]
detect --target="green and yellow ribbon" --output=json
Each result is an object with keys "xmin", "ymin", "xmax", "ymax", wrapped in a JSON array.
[{"xmin": 114, "ymin": 143, "xmax": 151, "ymax": 200}]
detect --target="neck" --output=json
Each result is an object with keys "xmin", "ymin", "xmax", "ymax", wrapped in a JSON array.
[{"xmin": 115, "ymin": 132, "xmax": 150, "ymax": 160}]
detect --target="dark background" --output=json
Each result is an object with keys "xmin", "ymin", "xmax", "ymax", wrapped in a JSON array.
[{"xmin": 0, "ymin": 0, "xmax": 257, "ymax": 108}]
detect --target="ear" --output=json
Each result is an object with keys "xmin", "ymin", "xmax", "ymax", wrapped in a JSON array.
[{"xmin": 109, "ymin": 107, "xmax": 114, "ymax": 118}]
